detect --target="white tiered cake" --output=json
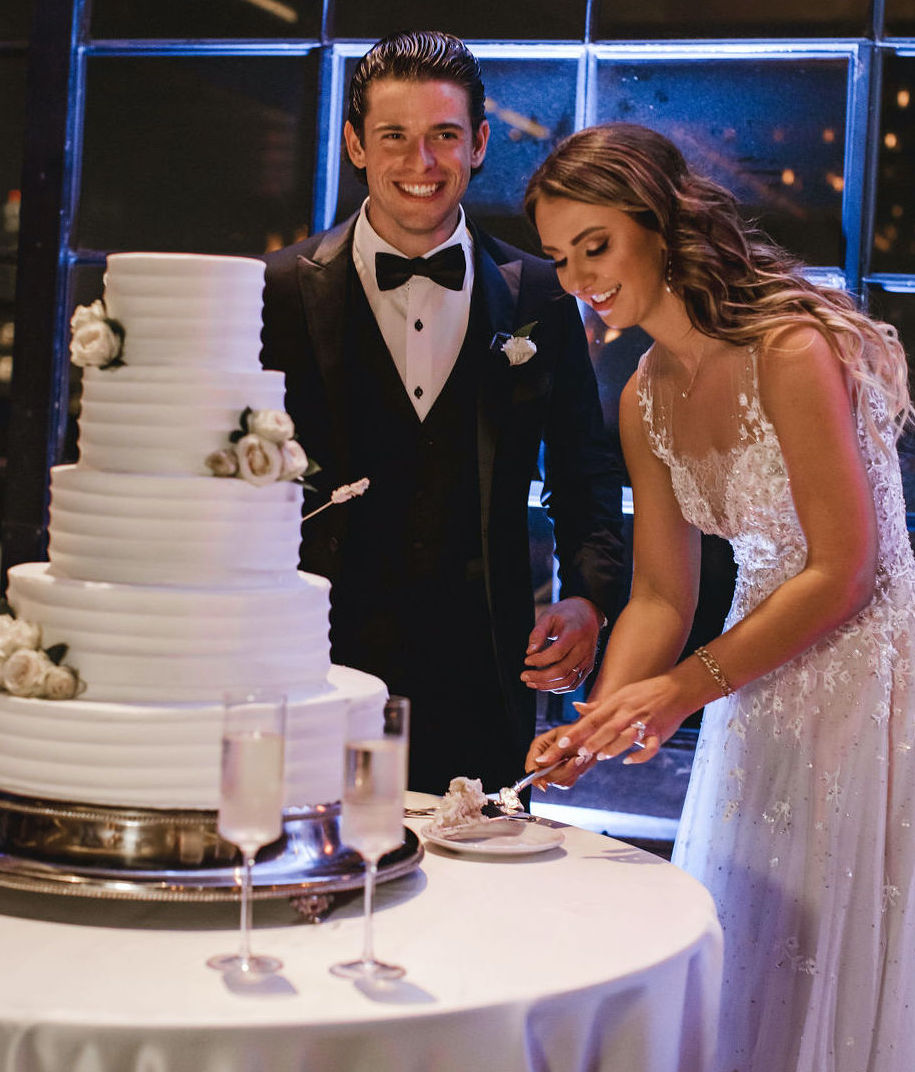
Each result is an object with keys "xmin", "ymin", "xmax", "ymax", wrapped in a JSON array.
[{"xmin": 0, "ymin": 252, "xmax": 386, "ymax": 810}]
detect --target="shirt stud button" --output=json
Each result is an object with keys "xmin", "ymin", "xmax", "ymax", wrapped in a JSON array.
[
  {"xmin": 414, "ymin": 319, "xmax": 423, "ymax": 331},
  {"xmin": 414, "ymin": 386, "xmax": 423, "ymax": 399}
]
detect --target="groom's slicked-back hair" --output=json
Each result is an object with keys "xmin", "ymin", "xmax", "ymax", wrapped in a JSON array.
[{"xmin": 347, "ymin": 30, "xmax": 487, "ymax": 141}]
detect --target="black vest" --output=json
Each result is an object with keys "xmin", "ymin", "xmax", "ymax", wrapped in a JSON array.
[{"xmin": 328, "ymin": 269, "xmax": 488, "ymax": 679}]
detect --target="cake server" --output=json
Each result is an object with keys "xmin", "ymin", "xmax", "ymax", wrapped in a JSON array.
[{"xmin": 485, "ymin": 758, "xmax": 568, "ymax": 813}]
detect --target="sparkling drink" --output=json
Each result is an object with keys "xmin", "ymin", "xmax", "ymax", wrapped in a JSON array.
[
  {"xmin": 340, "ymin": 737, "xmax": 405, "ymax": 861},
  {"xmin": 218, "ymin": 730, "xmax": 284, "ymax": 855},
  {"xmin": 207, "ymin": 690, "xmax": 286, "ymax": 977}
]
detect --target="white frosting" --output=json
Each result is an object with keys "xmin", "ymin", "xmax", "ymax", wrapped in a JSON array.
[
  {"xmin": 76, "ymin": 366, "xmax": 286, "ymax": 474},
  {"xmin": 0, "ymin": 252, "xmax": 386, "ymax": 810},
  {"xmin": 0, "ymin": 666, "xmax": 385, "ymax": 809},
  {"xmin": 47, "ymin": 466, "xmax": 303, "ymax": 585},
  {"xmin": 103, "ymin": 252, "xmax": 265, "ymax": 372},
  {"xmin": 7, "ymin": 562, "xmax": 331, "ymax": 702}
]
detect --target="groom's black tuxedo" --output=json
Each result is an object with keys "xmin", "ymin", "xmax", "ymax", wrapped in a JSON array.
[{"xmin": 261, "ymin": 213, "xmax": 625, "ymax": 793}]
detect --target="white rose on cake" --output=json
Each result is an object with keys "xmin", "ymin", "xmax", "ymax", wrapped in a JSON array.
[
  {"xmin": 235, "ymin": 433, "xmax": 283, "ymax": 486},
  {"xmin": 3, "ymin": 648, "xmax": 52, "ymax": 698},
  {"xmin": 43, "ymin": 663, "xmax": 81, "ymax": 701},
  {"xmin": 0, "ymin": 616, "xmax": 41, "ymax": 662},
  {"xmin": 247, "ymin": 409, "xmax": 295, "ymax": 444},
  {"xmin": 69, "ymin": 300, "xmax": 124, "ymax": 369},
  {"xmin": 279, "ymin": 438, "xmax": 309, "ymax": 481},
  {"xmin": 69, "ymin": 300, "xmax": 107, "ymax": 333},
  {"xmin": 204, "ymin": 448, "xmax": 240, "ymax": 478}
]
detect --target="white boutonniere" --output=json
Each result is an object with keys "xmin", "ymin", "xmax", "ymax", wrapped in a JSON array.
[
  {"xmin": 491, "ymin": 322, "xmax": 538, "ymax": 367},
  {"xmin": 69, "ymin": 300, "xmax": 125, "ymax": 369}
]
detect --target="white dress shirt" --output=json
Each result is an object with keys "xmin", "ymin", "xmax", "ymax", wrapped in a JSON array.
[{"xmin": 352, "ymin": 200, "xmax": 475, "ymax": 421}]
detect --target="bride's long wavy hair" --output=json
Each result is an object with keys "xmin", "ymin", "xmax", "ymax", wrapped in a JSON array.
[{"xmin": 524, "ymin": 122, "xmax": 912, "ymax": 443}]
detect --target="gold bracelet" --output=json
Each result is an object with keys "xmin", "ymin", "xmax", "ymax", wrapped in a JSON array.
[{"xmin": 694, "ymin": 645, "xmax": 734, "ymax": 697}]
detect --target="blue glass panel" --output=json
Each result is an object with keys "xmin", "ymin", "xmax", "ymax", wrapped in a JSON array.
[
  {"xmin": 90, "ymin": 0, "xmax": 321, "ymax": 39},
  {"xmin": 593, "ymin": 57, "xmax": 848, "ymax": 266},
  {"xmin": 594, "ymin": 0, "xmax": 868, "ymax": 39},
  {"xmin": 334, "ymin": 54, "xmax": 580, "ymax": 253},
  {"xmin": 332, "ymin": 1, "xmax": 588, "ymax": 41},
  {"xmin": 76, "ymin": 55, "xmax": 318, "ymax": 255},
  {"xmin": 874, "ymin": 54, "xmax": 915, "ymax": 275}
]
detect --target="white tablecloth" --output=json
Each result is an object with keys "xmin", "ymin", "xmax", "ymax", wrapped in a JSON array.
[{"xmin": 0, "ymin": 797, "xmax": 722, "ymax": 1072}]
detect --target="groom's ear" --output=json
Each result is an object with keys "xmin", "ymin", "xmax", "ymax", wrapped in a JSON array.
[{"xmin": 343, "ymin": 121, "xmax": 366, "ymax": 169}]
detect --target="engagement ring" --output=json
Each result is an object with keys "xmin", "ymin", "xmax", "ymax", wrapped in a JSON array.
[{"xmin": 629, "ymin": 720, "xmax": 648, "ymax": 749}]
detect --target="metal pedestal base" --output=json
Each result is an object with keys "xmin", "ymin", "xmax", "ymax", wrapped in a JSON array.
[{"xmin": 0, "ymin": 791, "xmax": 422, "ymax": 920}]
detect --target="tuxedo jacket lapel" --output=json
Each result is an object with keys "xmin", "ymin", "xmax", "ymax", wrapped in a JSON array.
[
  {"xmin": 294, "ymin": 217, "xmax": 356, "ymax": 474},
  {"xmin": 473, "ymin": 232, "xmax": 523, "ymax": 555}
]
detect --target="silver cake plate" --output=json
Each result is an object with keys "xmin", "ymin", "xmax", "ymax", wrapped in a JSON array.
[{"xmin": 0, "ymin": 791, "xmax": 423, "ymax": 922}]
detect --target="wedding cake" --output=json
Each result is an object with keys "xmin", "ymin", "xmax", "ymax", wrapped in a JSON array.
[{"xmin": 0, "ymin": 252, "xmax": 386, "ymax": 811}]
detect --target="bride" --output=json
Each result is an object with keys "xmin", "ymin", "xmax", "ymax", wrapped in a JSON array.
[{"xmin": 522, "ymin": 122, "xmax": 914, "ymax": 1072}]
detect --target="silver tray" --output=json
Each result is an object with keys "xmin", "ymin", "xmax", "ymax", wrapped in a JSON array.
[{"xmin": 0, "ymin": 791, "xmax": 423, "ymax": 919}]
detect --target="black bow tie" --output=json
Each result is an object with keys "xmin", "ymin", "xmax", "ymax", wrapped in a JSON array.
[{"xmin": 375, "ymin": 245, "xmax": 466, "ymax": 292}]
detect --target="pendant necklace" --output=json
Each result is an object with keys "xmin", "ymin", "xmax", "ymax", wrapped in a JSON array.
[{"xmin": 681, "ymin": 354, "xmax": 704, "ymax": 399}]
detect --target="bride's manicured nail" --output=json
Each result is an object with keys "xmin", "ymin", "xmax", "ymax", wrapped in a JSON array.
[
  {"xmin": 557, "ymin": 736, "xmax": 571, "ymax": 749},
  {"xmin": 622, "ymin": 756, "xmax": 634, "ymax": 765},
  {"xmin": 572, "ymin": 702, "xmax": 586, "ymax": 712},
  {"xmin": 596, "ymin": 752, "xmax": 609, "ymax": 762},
  {"xmin": 534, "ymin": 754, "xmax": 551, "ymax": 763}
]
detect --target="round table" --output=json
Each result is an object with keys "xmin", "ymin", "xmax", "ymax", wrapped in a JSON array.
[{"xmin": 0, "ymin": 796, "xmax": 722, "ymax": 1072}]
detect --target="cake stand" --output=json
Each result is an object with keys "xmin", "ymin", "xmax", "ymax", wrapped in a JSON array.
[{"xmin": 0, "ymin": 791, "xmax": 423, "ymax": 922}]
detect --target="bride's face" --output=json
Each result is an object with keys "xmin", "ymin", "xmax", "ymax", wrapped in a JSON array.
[{"xmin": 534, "ymin": 195, "xmax": 668, "ymax": 330}]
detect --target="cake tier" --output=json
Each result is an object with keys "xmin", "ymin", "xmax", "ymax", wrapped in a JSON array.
[
  {"xmin": 47, "ymin": 466, "xmax": 303, "ymax": 586},
  {"xmin": 76, "ymin": 365, "xmax": 286, "ymax": 475},
  {"xmin": 103, "ymin": 252, "xmax": 265, "ymax": 372},
  {"xmin": 7, "ymin": 563, "xmax": 331, "ymax": 702},
  {"xmin": 0, "ymin": 665, "xmax": 386, "ymax": 809}
]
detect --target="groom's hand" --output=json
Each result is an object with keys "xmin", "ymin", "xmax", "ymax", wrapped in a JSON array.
[{"xmin": 521, "ymin": 597, "xmax": 604, "ymax": 693}]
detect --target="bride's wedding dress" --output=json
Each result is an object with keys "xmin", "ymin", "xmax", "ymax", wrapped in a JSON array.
[{"xmin": 638, "ymin": 344, "xmax": 915, "ymax": 1072}]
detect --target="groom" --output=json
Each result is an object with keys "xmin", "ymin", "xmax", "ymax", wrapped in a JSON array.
[{"xmin": 261, "ymin": 30, "xmax": 625, "ymax": 795}]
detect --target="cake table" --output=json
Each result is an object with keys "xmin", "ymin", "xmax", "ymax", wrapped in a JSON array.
[{"xmin": 0, "ymin": 795, "xmax": 722, "ymax": 1072}]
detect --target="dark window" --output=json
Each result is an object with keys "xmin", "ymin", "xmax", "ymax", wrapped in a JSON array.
[
  {"xmin": 76, "ymin": 54, "xmax": 319, "ymax": 255},
  {"xmin": 886, "ymin": 0, "xmax": 915, "ymax": 36},
  {"xmin": 332, "ymin": 1, "xmax": 589, "ymax": 41},
  {"xmin": 867, "ymin": 286, "xmax": 915, "ymax": 519},
  {"xmin": 90, "ymin": 0, "xmax": 321, "ymax": 40},
  {"xmin": 873, "ymin": 54, "xmax": 915, "ymax": 276},
  {"xmin": 593, "ymin": 56, "xmax": 848, "ymax": 266},
  {"xmin": 0, "ymin": 1, "xmax": 34, "ymax": 40},
  {"xmin": 593, "ymin": 0, "xmax": 869, "ymax": 39}
]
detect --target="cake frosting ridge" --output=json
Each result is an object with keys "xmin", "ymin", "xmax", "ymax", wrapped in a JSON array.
[{"xmin": 0, "ymin": 252, "xmax": 386, "ymax": 810}]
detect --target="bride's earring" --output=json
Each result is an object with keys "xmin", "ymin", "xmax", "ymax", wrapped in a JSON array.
[{"xmin": 664, "ymin": 257, "xmax": 674, "ymax": 294}]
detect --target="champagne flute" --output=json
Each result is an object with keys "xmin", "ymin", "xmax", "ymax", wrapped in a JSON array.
[
  {"xmin": 330, "ymin": 695, "xmax": 409, "ymax": 980},
  {"xmin": 207, "ymin": 689, "xmax": 286, "ymax": 976}
]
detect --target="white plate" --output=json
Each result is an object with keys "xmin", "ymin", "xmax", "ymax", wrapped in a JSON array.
[{"xmin": 421, "ymin": 818, "xmax": 564, "ymax": 856}]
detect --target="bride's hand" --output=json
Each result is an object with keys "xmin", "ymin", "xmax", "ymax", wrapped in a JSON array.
[
  {"xmin": 530, "ymin": 674, "xmax": 689, "ymax": 774},
  {"xmin": 523, "ymin": 726, "xmax": 593, "ymax": 790}
]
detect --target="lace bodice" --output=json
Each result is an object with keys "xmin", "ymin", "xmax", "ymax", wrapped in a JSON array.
[{"xmin": 636, "ymin": 344, "xmax": 915, "ymax": 620}]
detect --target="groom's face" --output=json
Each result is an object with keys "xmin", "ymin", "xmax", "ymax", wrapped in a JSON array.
[{"xmin": 343, "ymin": 77, "xmax": 489, "ymax": 257}]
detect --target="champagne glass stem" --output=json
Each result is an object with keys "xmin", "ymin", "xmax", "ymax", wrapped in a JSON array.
[
  {"xmin": 361, "ymin": 857, "xmax": 379, "ymax": 967},
  {"xmin": 238, "ymin": 854, "xmax": 255, "ymax": 971}
]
